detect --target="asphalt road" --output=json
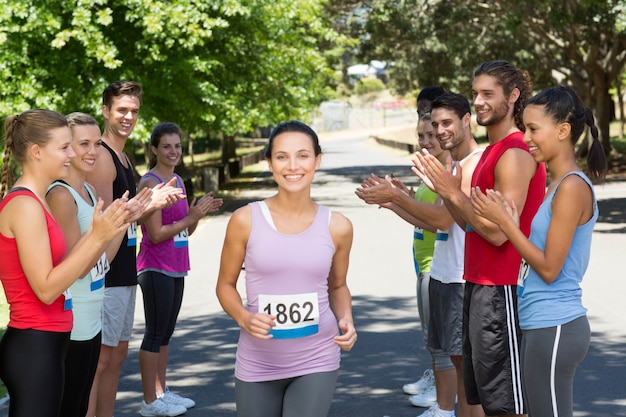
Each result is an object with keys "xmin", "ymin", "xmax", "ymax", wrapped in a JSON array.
[{"xmin": 2, "ymin": 124, "xmax": 624, "ymax": 417}]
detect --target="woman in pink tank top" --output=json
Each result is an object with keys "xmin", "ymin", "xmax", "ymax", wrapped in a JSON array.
[
  {"xmin": 136, "ymin": 122, "xmax": 222, "ymax": 416},
  {"xmin": 217, "ymin": 120, "xmax": 357, "ymax": 417}
]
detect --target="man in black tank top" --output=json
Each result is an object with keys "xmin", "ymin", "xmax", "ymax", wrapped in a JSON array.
[{"xmin": 85, "ymin": 81, "xmax": 185, "ymax": 417}]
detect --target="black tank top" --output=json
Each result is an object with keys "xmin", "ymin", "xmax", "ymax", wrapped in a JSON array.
[{"xmin": 102, "ymin": 141, "xmax": 138, "ymax": 287}]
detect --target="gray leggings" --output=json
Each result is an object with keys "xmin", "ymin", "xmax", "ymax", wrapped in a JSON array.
[
  {"xmin": 235, "ymin": 370, "xmax": 338, "ymax": 417},
  {"xmin": 521, "ymin": 315, "xmax": 590, "ymax": 417}
]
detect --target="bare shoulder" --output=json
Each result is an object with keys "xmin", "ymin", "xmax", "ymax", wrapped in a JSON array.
[
  {"xmin": 46, "ymin": 184, "xmax": 76, "ymax": 208},
  {"xmin": 0, "ymin": 194, "xmax": 46, "ymax": 237},
  {"xmin": 557, "ymin": 173, "xmax": 592, "ymax": 196},
  {"xmin": 228, "ymin": 204, "xmax": 253, "ymax": 232},
  {"xmin": 138, "ymin": 174, "xmax": 159, "ymax": 191},
  {"xmin": 330, "ymin": 211, "xmax": 353, "ymax": 237}
]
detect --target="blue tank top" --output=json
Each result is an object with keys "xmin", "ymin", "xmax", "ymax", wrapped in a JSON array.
[
  {"xmin": 48, "ymin": 181, "xmax": 104, "ymax": 340},
  {"xmin": 518, "ymin": 172, "xmax": 597, "ymax": 330}
]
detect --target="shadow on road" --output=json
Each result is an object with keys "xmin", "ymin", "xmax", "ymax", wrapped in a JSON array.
[{"xmin": 109, "ymin": 296, "xmax": 625, "ymax": 417}]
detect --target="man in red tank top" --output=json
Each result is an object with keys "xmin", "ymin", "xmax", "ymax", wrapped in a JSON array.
[{"xmin": 414, "ymin": 61, "xmax": 547, "ymax": 417}]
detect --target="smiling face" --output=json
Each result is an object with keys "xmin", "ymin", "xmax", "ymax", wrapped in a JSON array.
[
  {"xmin": 417, "ymin": 118, "xmax": 445, "ymax": 161},
  {"xmin": 102, "ymin": 94, "xmax": 140, "ymax": 140},
  {"xmin": 522, "ymin": 103, "xmax": 566, "ymax": 163},
  {"xmin": 151, "ymin": 133, "xmax": 182, "ymax": 169},
  {"xmin": 431, "ymin": 107, "xmax": 468, "ymax": 154},
  {"xmin": 69, "ymin": 124, "xmax": 102, "ymax": 174},
  {"xmin": 472, "ymin": 74, "xmax": 512, "ymax": 127},
  {"xmin": 267, "ymin": 131, "xmax": 321, "ymax": 192},
  {"xmin": 39, "ymin": 126, "xmax": 75, "ymax": 180}
]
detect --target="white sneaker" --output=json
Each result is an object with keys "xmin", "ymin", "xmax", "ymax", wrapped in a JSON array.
[
  {"xmin": 403, "ymin": 369, "xmax": 435, "ymax": 395},
  {"xmin": 161, "ymin": 388, "xmax": 195, "ymax": 409},
  {"xmin": 141, "ymin": 398, "xmax": 186, "ymax": 417},
  {"xmin": 409, "ymin": 385, "xmax": 437, "ymax": 407},
  {"xmin": 417, "ymin": 404, "xmax": 455, "ymax": 417}
]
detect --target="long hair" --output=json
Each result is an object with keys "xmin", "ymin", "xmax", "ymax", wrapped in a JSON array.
[
  {"xmin": 1, "ymin": 109, "xmax": 68, "ymax": 199},
  {"xmin": 528, "ymin": 86, "xmax": 607, "ymax": 182},
  {"xmin": 473, "ymin": 61, "xmax": 532, "ymax": 132}
]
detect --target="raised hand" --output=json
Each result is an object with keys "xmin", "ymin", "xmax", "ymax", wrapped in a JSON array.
[
  {"xmin": 91, "ymin": 198, "xmax": 129, "ymax": 242},
  {"xmin": 471, "ymin": 187, "xmax": 520, "ymax": 228}
]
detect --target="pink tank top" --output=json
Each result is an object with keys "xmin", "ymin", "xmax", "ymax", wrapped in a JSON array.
[
  {"xmin": 235, "ymin": 201, "xmax": 340, "ymax": 382},
  {"xmin": 136, "ymin": 173, "xmax": 190, "ymax": 275}
]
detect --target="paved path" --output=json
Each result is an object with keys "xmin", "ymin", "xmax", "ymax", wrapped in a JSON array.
[
  {"xmin": 113, "ymin": 127, "xmax": 626, "ymax": 416},
  {"xmin": 4, "ymin": 125, "xmax": 624, "ymax": 416}
]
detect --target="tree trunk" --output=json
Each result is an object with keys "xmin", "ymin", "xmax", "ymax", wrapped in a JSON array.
[{"xmin": 618, "ymin": 82, "xmax": 624, "ymax": 140}]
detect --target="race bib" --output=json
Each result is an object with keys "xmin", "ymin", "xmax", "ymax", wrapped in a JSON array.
[
  {"xmin": 173, "ymin": 227, "xmax": 189, "ymax": 248},
  {"xmin": 90, "ymin": 252, "xmax": 109, "ymax": 291},
  {"xmin": 258, "ymin": 292, "xmax": 319, "ymax": 339},
  {"xmin": 414, "ymin": 226, "xmax": 424, "ymax": 241},
  {"xmin": 63, "ymin": 289, "xmax": 73, "ymax": 311},
  {"xmin": 127, "ymin": 222, "xmax": 137, "ymax": 247},
  {"xmin": 517, "ymin": 259, "xmax": 530, "ymax": 297}
]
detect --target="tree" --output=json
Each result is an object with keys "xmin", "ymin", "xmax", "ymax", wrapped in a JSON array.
[
  {"xmin": 0, "ymin": 0, "xmax": 346, "ymax": 162},
  {"xmin": 343, "ymin": 0, "xmax": 626, "ymax": 154}
]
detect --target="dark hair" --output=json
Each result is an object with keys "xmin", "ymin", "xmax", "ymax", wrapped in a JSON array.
[
  {"xmin": 102, "ymin": 80, "xmax": 143, "ymax": 109},
  {"xmin": 264, "ymin": 120, "xmax": 322, "ymax": 159},
  {"xmin": 149, "ymin": 122, "xmax": 184, "ymax": 169},
  {"xmin": 417, "ymin": 86, "xmax": 446, "ymax": 104},
  {"xmin": 473, "ymin": 61, "xmax": 532, "ymax": 131},
  {"xmin": 528, "ymin": 85, "xmax": 607, "ymax": 182},
  {"xmin": 431, "ymin": 92, "xmax": 472, "ymax": 120},
  {"xmin": 1, "ymin": 109, "xmax": 68, "ymax": 199},
  {"xmin": 66, "ymin": 112, "xmax": 99, "ymax": 129},
  {"xmin": 417, "ymin": 86, "xmax": 446, "ymax": 117}
]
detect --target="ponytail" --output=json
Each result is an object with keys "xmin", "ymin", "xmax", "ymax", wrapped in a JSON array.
[
  {"xmin": 584, "ymin": 108, "xmax": 607, "ymax": 183},
  {"xmin": 1, "ymin": 114, "xmax": 18, "ymax": 200}
]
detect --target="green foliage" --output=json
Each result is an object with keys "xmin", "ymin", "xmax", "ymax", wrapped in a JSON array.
[
  {"xmin": 354, "ymin": 77, "xmax": 385, "ymax": 95},
  {"xmin": 0, "ymin": 0, "xmax": 349, "ymax": 140},
  {"xmin": 330, "ymin": 0, "xmax": 626, "ymax": 154}
]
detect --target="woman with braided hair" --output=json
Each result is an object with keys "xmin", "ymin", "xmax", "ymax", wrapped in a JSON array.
[{"xmin": 471, "ymin": 85, "xmax": 607, "ymax": 417}]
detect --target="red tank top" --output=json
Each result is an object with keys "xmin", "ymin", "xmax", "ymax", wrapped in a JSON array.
[
  {"xmin": 464, "ymin": 132, "xmax": 547, "ymax": 286},
  {"xmin": 0, "ymin": 189, "xmax": 72, "ymax": 331}
]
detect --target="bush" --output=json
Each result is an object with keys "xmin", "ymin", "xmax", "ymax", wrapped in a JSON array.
[{"xmin": 354, "ymin": 77, "xmax": 386, "ymax": 95}]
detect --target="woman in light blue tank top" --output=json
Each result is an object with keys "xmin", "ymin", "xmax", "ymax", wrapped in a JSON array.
[
  {"xmin": 217, "ymin": 121, "xmax": 357, "ymax": 417},
  {"xmin": 471, "ymin": 86, "xmax": 607, "ymax": 417},
  {"xmin": 46, "ymin": 112, "xmax": 129, "ymax": 417}
]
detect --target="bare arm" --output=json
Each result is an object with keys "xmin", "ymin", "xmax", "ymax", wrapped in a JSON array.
[
  {"xmin": 472, "ymin": 175, "xmax": 591, "ymax": 283},
  {"xmin": 215, "ymin": 206, "xmax": 275, "ymax": 339},
  {"xmin": 8, "ymin": 196, "xmax": 129, "ymax": 304},
  {"xmin": 415, "ymin": 148, "xmax": 534, "ymax": 246},
  {"xmin": 355, "ymin": 174, "xmax": 455, "ymax": 231},
  {"xmin": 138, "ymin": 176, "xmax": 223, "ymax": 244},
  {"xmin": 85, "ymin": 150, "xmax": 115, "ymax": 208},
  {"xmin": 328, "ymin": 211, "xmax": 357, "ymax": 351}
]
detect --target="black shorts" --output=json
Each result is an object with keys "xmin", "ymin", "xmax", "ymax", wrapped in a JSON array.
[{"xmin": 462, "ymin": 282, "xmax": 525, "ymax": 415}]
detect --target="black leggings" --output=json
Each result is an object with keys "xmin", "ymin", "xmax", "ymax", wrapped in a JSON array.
[
  {"xmin": 59, "ymin": 332, "xmax": 102, "ymax": 417},
  {"xmin": 138, "ymin": 271, "xmax": 184, "ymax": 352},
  {"xmin": 0, "ymin": 327, "xmax": 70, "ymax": 417},
  {"xmin": 235, "ymin": 370, "xmax": 339, "ymax": 417}
]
